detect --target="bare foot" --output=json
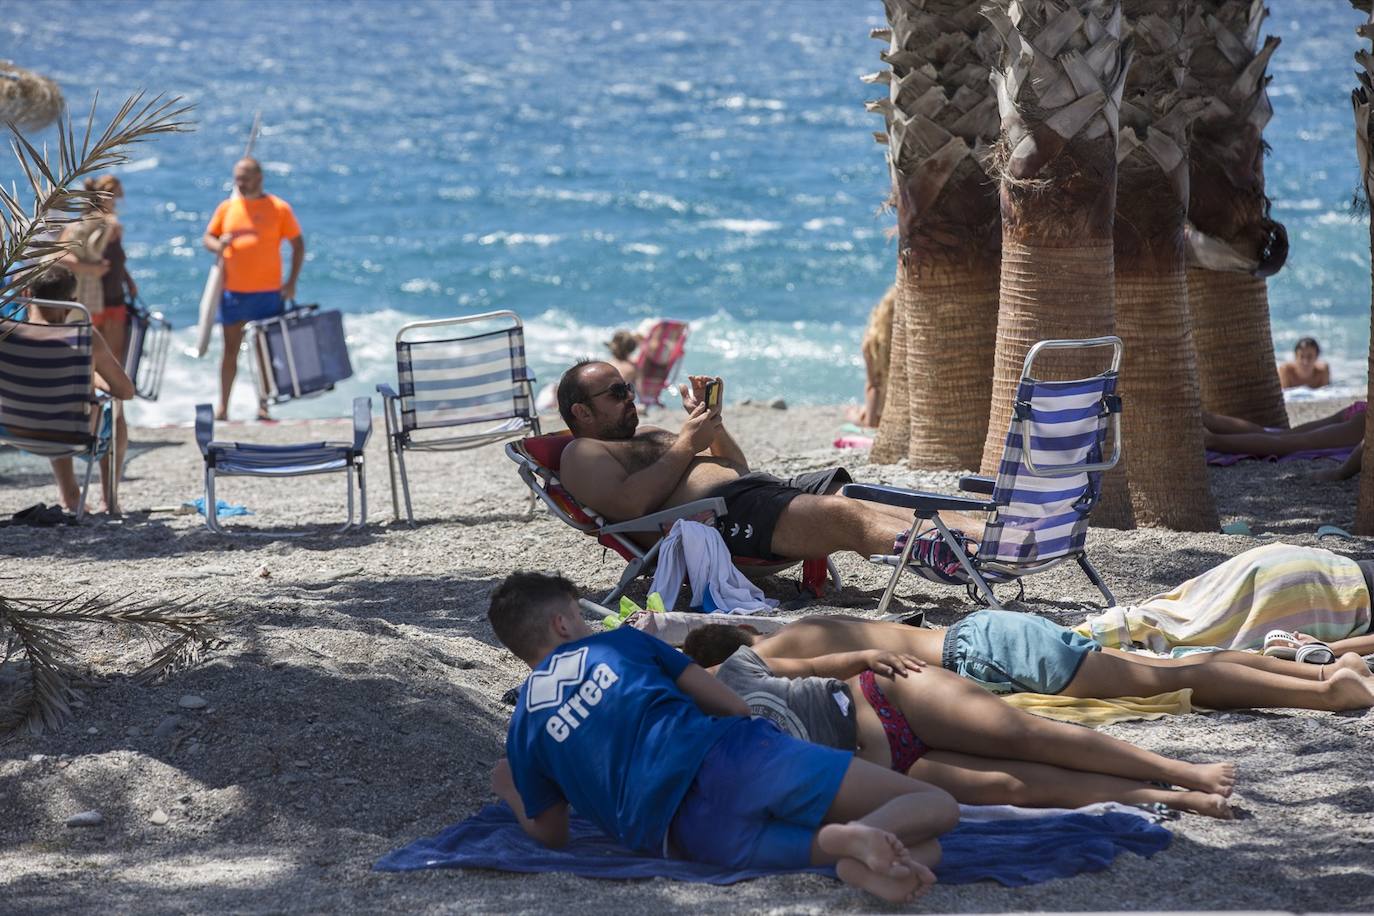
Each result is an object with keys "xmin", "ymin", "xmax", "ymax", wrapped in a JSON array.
[
  {"xmin": 1325, "ymin": 666, "xmax": 1374, "ymax": 710},
  {"xmin": 1176, "ymin": 761, "xmax": 1237, "ymax": 797},
  {"xmin": 214, "ymin": 410, "xmax": 228, "ymax": 422},
  {"xmin": 835, "ymin": 855, "xmax": 935, "ymax": 904},
  {"xmin": 1335, "ymin": 653, "xmax": 1374, "ymax": 679},
  {"xmin": 817, "ymin": 822, "xmax": 911, "ymax": 879},
  {"xmin": 1167, "ymin": 790, "xmax": 1234, "ymax": 820}
]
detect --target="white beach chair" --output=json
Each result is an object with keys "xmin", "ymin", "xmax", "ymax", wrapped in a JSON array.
[{"xmin": 376, "ymin": 310, "xmax": 540, "ymax": 524}]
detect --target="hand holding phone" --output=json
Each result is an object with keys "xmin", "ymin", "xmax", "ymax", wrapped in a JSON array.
[{"xmin": 704, "ymin": 378, "xmax": 722, "ymax": 411}]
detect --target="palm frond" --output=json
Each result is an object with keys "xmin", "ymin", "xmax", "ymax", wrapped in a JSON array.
[
  {"xmin": 0, "ymin": 92, "xmax": 193, "ymax": 310},
  {"xmin": 0, "ymin": 591, "xmax": 224, "ymax": 735}
]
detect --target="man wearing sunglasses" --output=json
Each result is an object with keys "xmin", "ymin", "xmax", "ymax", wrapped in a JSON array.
[{"xmin": 555, "ymin": 360, "xmax": 979, "ymax": 564}]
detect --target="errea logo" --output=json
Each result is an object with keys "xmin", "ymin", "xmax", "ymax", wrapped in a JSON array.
[{"xmin": 525, "ymin": 647, "xmax": 620, "ymax": 744}]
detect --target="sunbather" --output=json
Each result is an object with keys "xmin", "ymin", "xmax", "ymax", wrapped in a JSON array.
[
  {"xmin": 487, "ymin": 572, "xmax": 958, "ymax": 903},
  {"xmin": 683, "ymin": 606, "xmax": 1374, "ymax": 715},
  {"xmin": 22, "ymin": 266, "xmax": 134, "ymax": 515},
  {"xmin": 708, "ymin": 639, "xmax": 1236, "ymax": 818},
  {"xmin": 554, "ymin": 360, "xmax": 980, "ymax": 562},
  {"xmin": 1203, "ymin": 404, "xmax": 1364, "ymax": 456}
]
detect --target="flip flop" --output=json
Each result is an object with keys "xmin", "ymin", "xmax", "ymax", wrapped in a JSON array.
[
  {"xmin": 1261, "ymin": 629, "xmax": 1300, "ymax": 661},
  {"xmin": 1294, "ymin": 642, "xmax": 1337, "ymax": 666}
]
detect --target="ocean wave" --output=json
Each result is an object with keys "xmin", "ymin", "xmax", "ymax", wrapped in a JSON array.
[{"xmin": 703, "ymin": 219, "xmax": 781, "ymax": 234}]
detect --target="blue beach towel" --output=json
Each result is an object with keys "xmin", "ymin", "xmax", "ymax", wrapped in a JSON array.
[
  {"xmin": 375, "ymin": 803, "xmax": 1170, "ymax": 887},
  {"xmin": 183, "ymin": 497, "xmax": 254, "ymax": 518}
]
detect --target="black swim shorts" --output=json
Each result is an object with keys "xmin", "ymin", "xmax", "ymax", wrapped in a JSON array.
[{"xmin": 708, "ymin": 467, "xmax": 852, "ymax": 560}]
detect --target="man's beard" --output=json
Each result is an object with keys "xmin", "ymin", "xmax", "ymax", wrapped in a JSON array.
[{"xmin": 598, "ymin": 409, "xmax": 638, "ymax": 440}]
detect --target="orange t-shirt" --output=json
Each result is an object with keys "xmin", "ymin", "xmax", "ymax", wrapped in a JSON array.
[{"xmin": 206, "ymin": 194, "xmax": 302, "ymax": 293}]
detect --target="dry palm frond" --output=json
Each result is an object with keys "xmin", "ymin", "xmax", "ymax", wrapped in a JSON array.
[
  {"xmin": 0, "ymin": 92, "xmax": 193, "ymax": 310},
  {"xmin": 0, "ymin": 61, "xmax": 64, "ymax": 133},
  {"xmin": 0, "ymin": 591, "xmax": 224, "ymax": 736}
]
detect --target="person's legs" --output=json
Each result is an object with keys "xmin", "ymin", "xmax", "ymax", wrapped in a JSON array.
[
  {"xmin": 218, "ymin": 320, "xmax": 246, "ymax": 420},
  {"xmin": 883, "ymin": 667, "xmax": 1236, "ymax": 795},
  {"xmin": 909, "ymin": 750, "xmax": 1232, "ymax": 818},
  {"xmin": 1202, "ymin": 411, "xmax": 1265, "ymax": 434},
  {"xmin": 98, "ymin": 409, "xmax": 127, "ymax": 514},
  {"xmin": 1203, "ymin": 416, "xmax": 1364, "ymax": 455},
  {"xmin": 1063, "ymin": 649, "xmax": 1374, "ymax": 712},
  {"xmin": 769, "ymin": 493, "xmax": 982, "ymax": 559},
  {"xmin": 49, "ymin": 457, "xmax": 81, "ymax": 511}
]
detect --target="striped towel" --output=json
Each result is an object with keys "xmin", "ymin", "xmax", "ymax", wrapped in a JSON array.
[{"xmin": 1076, "ymin": 543, "xmax": 1371, "ymax": 652}]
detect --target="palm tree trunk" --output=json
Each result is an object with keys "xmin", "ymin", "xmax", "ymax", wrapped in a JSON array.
[
  {"xmin": 1351, "ymin": 9, "xmax": 1374, "ymax": 534},
  {"xmin": 1184, "ymin": 0, "xmax": 1288, "ymax": 428},
  {"xmin": 1113, "ymin": 1, "xmax": 1218, "ymax": 530},
  {"xmin": 866, "ymin": 0, "xmax": 1000, "ymax": 470},
  {"xmin": 981, "ymin": 0, "xmax": 1135, "ymax": 529}
]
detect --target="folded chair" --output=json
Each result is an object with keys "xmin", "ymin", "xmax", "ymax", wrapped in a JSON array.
[
  {"xmin": 378, "ymin": 311, "xmax": 540, "ymax": 524},
  {"xmin": 507, "ymin": 432, "xmax": 840, "ymax": 605},
  {"xmin": 633, "ymin": 319, "xmax": 688, "ymax": 408},
  {"xmin": 194, "ymin": 398, "xmax": 371, "ymax": 535},
  {"xmin": 845, "ymin": 337, "xmax": 1123, "ymax": 613},
  {"xmin": 247, "ymin": 302, "xmax": 353, "ymax": 405},
  {"xmin": 123, "ymin": 298, "xmax": 172, "ymax": 401},
  {"xmin": 0, "ymin": 299, "xmax": 118, "ymax": 520}
]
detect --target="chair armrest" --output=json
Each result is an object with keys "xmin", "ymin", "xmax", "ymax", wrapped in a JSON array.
[
  {"xmin": 195, "ymin": 404, "xmax": 214, "ymax": 456},
  {"xmin": 600, "ymin": 498, "xmax": 728, "ymax": 535},
  {"xmin": 842, "ymin": 483, "xmax": 996, "ymax": 516},
  {"xmin": 352, "ymin": 397, "xmax": 373, "ymax": 450},
  {"xmin": 376, "ymin": 383, "xmax": 399, "ymax": 400},
  {"xmin": 958, "ymin": 474, "xmax": 995, "ymax": 495}
]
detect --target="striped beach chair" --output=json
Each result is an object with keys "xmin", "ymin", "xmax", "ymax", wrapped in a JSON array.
[
  {"xmin": 845, "ymin": 337, "xmax": 1123, "ymax": 612},
  {"xmin": 633, "ymin": 319, "xmax": 688, "ymax": 408},
  {"xmin": 377, "ymin": 311, "xmax": 540, "ymax": 524},
  {"xmin": 0, "ymin": 299, "xmax": 116, "ymax": 520}
]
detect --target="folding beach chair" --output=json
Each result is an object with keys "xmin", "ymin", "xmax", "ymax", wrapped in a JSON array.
[
  {"xmin": 633, "ymin": 319, "xmax": 688, "ymax": 408},
  {"xmin": 0, "ymin": 299, "xmax": 118, "ymax": 521},
  {"xmin": 194, "ymin": 398, "xmax": 371, "ymax": 535},
  {"xmin": 247, "ymin": 302, "xmax": 353, "ymax": 405},
  {"xmin": 377, "ymin": 311, "xmax": 540, "ymax": 524},
  {"xmin": 123, "ymin": 298, "xmax": 172, "ymax": 401},
  {"xmin": 844, "ymin": 337, "xmax": 1123, "ymax": 613},
  {"xmin": 507, "ymin": 432, "xmax": 840, "ymax": 605}
]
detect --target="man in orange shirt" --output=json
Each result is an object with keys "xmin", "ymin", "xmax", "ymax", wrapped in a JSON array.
[{"xmin": 201, "ymin": 157, "xmax": 305, "ymax": 420}]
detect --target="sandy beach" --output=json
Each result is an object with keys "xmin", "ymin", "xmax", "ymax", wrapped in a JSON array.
[{"xmin": 2, "ymin": 398, "xmax": 1373, "ymax": 914}]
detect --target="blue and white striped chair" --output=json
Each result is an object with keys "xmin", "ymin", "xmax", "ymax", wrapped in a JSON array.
[
  {"xmin": 194, "ymin": 398, "xmax": 371, "ymax": 535},
  {"xmin": 0, "ymin": 299, "xmax": 116, "ymax": 521},
  {"xmin": 844, "ymin": 337, "xmax": 1123, "ymax": 612},
  {"xmin": 376, "ymin": 311, "xmax": 540, "ymax": 524}
]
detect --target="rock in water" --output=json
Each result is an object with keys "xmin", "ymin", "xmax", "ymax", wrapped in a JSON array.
[
  {"xmin": 66, "ymin": 810, "xmax": 104, "ymax": 828},
  {"xmin": 149, "ymin": 808, "xmax": 169, "ymax": 826},
  {"xmin": 178, "ymin": 695, "xmax": 208, "ymax": 710},
  {"xmin": 768, "ymin": 398, "xmax": 787, "ymax": 410}
]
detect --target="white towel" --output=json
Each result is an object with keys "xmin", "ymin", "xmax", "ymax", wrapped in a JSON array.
[{"xmin": 649, "ymin": 519, "xmax": 779, "ymax": 615}]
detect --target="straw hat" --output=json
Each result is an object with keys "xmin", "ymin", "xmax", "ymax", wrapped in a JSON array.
[{"xmin": 0, "ymin": 61, "xmax": 64, "ymax": 133}]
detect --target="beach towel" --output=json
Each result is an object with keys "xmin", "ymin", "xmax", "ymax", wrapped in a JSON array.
[
  {"xmin": 1206, "ymin": 445, "xmax": 1355, "ymax": 467},
  {"xmin": 1002, "ymin": 689, "xmax": 1195, "ymax": 726},
  {"xmin": 1077, "ymin": 543, "xmax": 1371, "ymax": 652},
  {"xmin": 375, "ymin": 802, "xmax": 1170, "ymax": 887},
  {"xmin": 649, "ymin": 519, "xmax": 779, "ymax": 614},
  {"xmin": 183, "ymin": 497, "xmax": 253, "ymax": 518}
]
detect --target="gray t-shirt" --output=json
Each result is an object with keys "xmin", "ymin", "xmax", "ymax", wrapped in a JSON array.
[{"xmin": 715, "ymin": 646, "xmax": 857, "ymax": 751}]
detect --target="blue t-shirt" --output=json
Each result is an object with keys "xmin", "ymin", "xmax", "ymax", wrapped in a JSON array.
[{"xmin": 507, "ymin": 625, "xmax": 742, "ymax": 854}]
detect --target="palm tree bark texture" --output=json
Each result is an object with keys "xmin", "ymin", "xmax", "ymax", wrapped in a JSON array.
[
  {"xmin": 1351, "ymin": 8, "xmax": 1374, "ymax": 535},
  {"xmin": 981, "ymin": 0, "xmax": 1136, "ymax": 529},
  {"xmin": 866, "ymin": 0, "xmax": 1000, "ymax": 470},
  {"xmin": 1113, "ymin": 1, "xmax": 1218, "ymax": 530},
  {"xmin": 1184, "ymin": 0, "xmax": 1289, "ymax": 428}
]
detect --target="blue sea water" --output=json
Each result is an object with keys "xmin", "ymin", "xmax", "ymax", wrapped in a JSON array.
[{"xmin": 3, "ymin": 0, "xmax": 1370, "ymax": 425}]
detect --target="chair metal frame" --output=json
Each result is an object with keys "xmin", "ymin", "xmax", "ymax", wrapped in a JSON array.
[
  {"xmin": 123, "ymin": 298, "xmax": 172, "ymax": 401},
  {"xmin": 1, "ymin": 299, "xmax": 117, "ymax": 520},
  {"xmin": 847, "ymin": 337, "xmax": 1123, "ymax": 613},
  {"xmin": 377, "ymin": 310, "xmax": 540, "ymax": 524},
  {"xmin": 194, "ymin": 397, "xmax": 371, "ymax": 536},
  {"xmin": 507, "ymin": 436, "xmax": 841, "ymax": 605}
]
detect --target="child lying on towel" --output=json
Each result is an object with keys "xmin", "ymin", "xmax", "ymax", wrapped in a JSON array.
[
  {"xmin": 486, "ymin": 572, "xmax": 958, "ymax": 904},
  {"xmin": 683, "ymin": 598, "xmax": 1374, "ymax": 715},
  {"xmin": 706, "ymin": 640, "xmax": 1236, "ymax": 819}
]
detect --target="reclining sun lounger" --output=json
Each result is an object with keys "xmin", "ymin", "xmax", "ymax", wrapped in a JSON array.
[
  {"xmin": 507, "ymin": 432, "xmax": 840, "ymax": 604},
  {"xmin": 633, "ymin": 319, "xmax": 688, "ymax": 408},
  {"xmin": 845, "ymin": 337, "xmax": 1123, "ymax": 613}
]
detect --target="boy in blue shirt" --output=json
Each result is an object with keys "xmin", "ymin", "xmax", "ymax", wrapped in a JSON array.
[{"xmin": 487, "ymin": 572, "xmax": 958, "ymax": 904}]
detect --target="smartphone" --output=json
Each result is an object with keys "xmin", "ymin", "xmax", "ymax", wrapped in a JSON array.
[{"xmin": 704, "ymin": 379, "xmax": 721, "ymax": 410}]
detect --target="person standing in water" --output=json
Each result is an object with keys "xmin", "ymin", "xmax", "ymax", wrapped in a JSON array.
[{"xmin": 201, "ymin": 157, "xmax": 305, "ymax": 421}]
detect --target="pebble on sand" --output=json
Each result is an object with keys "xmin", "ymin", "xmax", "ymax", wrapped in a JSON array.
[
  {"xmin": 66, "ymin": 811, "xmax": 104, "ymax": 828},
  {"xmin": 178, "ymin": 695, "xmax": 208, "ymax": 710},
  {"xmin": 149, "ymin": 808, "xmax": 169, "ymax": 826}
]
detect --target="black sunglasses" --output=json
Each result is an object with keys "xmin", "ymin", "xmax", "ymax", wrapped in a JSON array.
[{"xmin": 583, "ymin": 381, "xmax": 636, "ymax": 403}]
